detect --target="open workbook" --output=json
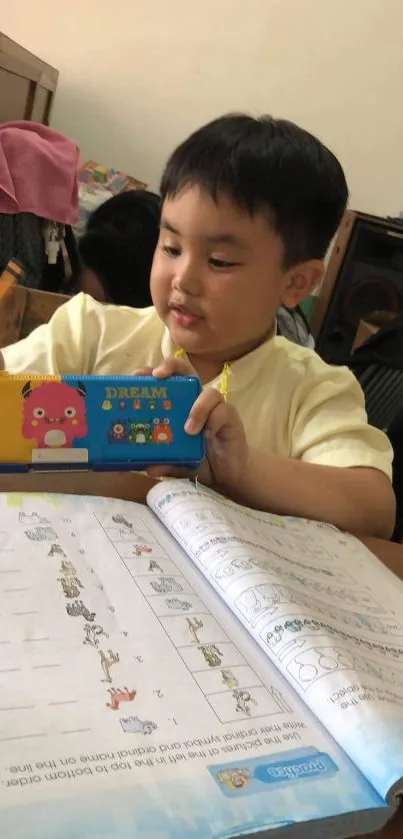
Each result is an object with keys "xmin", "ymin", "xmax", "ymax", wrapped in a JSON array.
[{"xmin": 1, "ymin": 479, "xmax": 403, "ymax": 839}]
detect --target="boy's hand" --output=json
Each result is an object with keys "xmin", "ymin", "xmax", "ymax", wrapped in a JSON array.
[{"xmin": 133, "ymin": 358, "xmax": 250, "ymax": 489}]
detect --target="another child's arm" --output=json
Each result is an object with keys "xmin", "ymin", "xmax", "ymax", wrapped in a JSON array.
[{"xmin": 143, "ymin": 358, "xmax": 396, "ymax": 539}]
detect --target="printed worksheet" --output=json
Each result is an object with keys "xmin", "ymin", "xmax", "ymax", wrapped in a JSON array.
[
  {"xmin": 149, "ymin": 480, "xmax": 403, "ymax": 801},
  {"xmin": 0, "ymin": 491, "xmax": 387, "ymax": 839}
]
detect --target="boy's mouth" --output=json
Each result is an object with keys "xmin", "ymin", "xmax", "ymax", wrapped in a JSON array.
[{"xmin": 170, "ymin": 304, "xmax": 202, "ymax": 329}]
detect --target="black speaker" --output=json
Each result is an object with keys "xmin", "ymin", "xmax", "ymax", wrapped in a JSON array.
[{"xmin": 311, "ymin": 212, "xmax": 403, "ymax": 364}]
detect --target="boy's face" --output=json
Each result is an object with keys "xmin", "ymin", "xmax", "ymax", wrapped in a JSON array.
[{"xmin": 151, "ymin": 187, "xmax": 320, "ymax": 371}]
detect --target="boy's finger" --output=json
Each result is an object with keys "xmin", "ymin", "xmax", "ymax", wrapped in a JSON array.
[
  {"xmin": 152, "ymin": 357, "xmax": 197, "ymax": 379},
  {"xmin": 184, "ymin": 388, "xmax": 224, "ymax": 434},
  {"xmin": 132, "ymin": 366, "xmax": 154, "ymax": 376}
]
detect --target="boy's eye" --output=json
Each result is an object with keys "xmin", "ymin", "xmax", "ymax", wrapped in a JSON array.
[
  {"xmin": 162, "ymin": 245, "xmax": 180, "ymax": 258},
  {"xmin": 209, "ymin": 258, "xmax": 239, "ymax": 269}
]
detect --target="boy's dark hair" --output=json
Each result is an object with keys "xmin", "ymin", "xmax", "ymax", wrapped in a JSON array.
[
  {"xmin": 78, "ymin": 190, "xmax": 160, "ymax": 307},
  {"xmin": 160, "ymin": 114, "xmax": 348, "ymax": 268}
]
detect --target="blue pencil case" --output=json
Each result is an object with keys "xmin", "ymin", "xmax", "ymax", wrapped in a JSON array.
[{"xmin": 0, "ymin": 373, "xmax": 205, "ymax": 472}]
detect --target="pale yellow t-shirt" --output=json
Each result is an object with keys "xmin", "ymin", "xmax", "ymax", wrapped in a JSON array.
[{"xmin": 1, "ymin": 293, "xmax": 393, "ymax": 479}]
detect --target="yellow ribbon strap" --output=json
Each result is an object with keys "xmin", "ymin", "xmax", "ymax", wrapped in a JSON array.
[{"xmin": 174, "ymin": 348, "xmax": 229, "ymax": 401}]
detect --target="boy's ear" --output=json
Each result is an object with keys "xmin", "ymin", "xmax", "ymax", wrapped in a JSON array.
[{"xmin": 280, "ymin": 260, "xmax": 324, "ymax": 308}]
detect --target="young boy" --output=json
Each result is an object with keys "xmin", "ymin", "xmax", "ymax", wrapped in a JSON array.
[{"xmin": 0, "ymin": 115, "xmax": 395, "ymax": 537}]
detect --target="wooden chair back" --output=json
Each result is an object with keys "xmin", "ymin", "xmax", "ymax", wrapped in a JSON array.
[{"xmin": 0, "ymin": 285, "xmax": 69, "ymax": 347}]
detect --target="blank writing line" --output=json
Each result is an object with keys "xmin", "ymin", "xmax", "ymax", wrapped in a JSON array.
[
  {"xmin": 48, "ymin": 700, "xmax": 78, "ymax": 706},
  {"xmin": 0, "ymin": 733, "xmax": 47, "ymax": 742},
  {"xmin": 0, "ymin": 704, "xmax": 35, "ymax": 711},
  {"xmin": 4, "ymin": 588, "xmax": 30, "ymax": 593},
  {"xmin": 23, "ymin": 637, "xmax": 50, "ymax": 643},
  {"xmin": 12, "ymin": 611, "xmax": 39, "ymax": 616},
  {"xmin": 32, "ymin": 664, "xmax": 61, "ymax": 670},
  {"xmin": 61, "ymin": 728, "xmax": 91, "ymax": 735},
  {"xmin": 0, "ymin": 668, "xmax": 21, "ymax": 673}
]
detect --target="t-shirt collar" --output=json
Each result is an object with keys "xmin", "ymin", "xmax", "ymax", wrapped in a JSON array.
[{"xmin": 161, "ymin": 324, "xmax": 276, "ymax": 393}]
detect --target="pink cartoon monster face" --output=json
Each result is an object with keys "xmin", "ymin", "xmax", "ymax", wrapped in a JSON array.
[{"xmin": 21, "ymin": 381, "xmax": 88, "ymax": 448}]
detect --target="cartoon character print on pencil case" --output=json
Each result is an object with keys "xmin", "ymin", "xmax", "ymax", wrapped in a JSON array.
[
  {"xmin": 99, "ymin": 649, "xmax": 120, "ymax": 683},
  {"xmin": 127, "ymin": 422, "xmax": 151, "ymax": 444},
  {"xmin": 83, "ymin": 623, "xmax": 109, "ymax": 648},
  {"xmin": 21, "ymin": 380, "xmax": 88, "ymax": 448},
  {"xmin": 25, "ymin": 526, "xmax": 58, "ymax": 542},
  {"xmin": 108, "ymin": 420, "xmax": 130, "ymax": 443},
  {"xmin": 106, "ymin": 687, "xmax": 136, "ymax": 711},
  {"xmin": 150, "ymin": 418, "xmax": 173, "ymax": 444},
  {"xmin": 120, "ymin": 716, "xmax": 157, "ymax": 735},
  {"xmin": 58, "ymin": 576, "xmax": 84, "ymax": 599},
  {"xmin": 66, "ymin": 600, "xmax": 95, "ymax": 621}
]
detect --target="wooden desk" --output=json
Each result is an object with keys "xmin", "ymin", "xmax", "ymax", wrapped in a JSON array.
[{"xmin": 0, "ymin": 471, "xmax": 402, "ymax": 839}]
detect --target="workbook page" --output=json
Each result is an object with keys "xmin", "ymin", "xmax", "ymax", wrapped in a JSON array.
[
  {"xmin": 0, "ymin": 491, "xmax": 385, "ymax": 839},
  {"xmin": 149, "ymin": 480, "xmax": 403, "ymax": 803}
]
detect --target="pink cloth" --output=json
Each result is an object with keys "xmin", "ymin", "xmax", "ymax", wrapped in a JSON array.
[{"xmin": 0, "ymin": 121, "xmax": 79, "ymax": 224}]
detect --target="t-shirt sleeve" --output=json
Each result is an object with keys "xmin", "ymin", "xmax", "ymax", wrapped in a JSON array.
[
  {"xmin": 1, "ymin": 293, "xmax": 100, "ymax": 374},
  {"xmin": 291, "ymin": 356, "xmax": 393, "ymax": 481}
]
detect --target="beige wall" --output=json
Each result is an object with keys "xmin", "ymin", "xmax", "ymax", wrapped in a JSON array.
[{"xmin": 4, "ymin": 0, "xmax": 403, "ymax": 215}]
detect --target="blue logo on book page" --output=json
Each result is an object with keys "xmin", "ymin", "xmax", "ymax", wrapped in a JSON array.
[{"xmin": 209, "ymin": 746, "xmax": 339, "ymax": 797}]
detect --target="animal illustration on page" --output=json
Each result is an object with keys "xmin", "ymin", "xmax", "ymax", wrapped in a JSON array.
[
  {"xmin": 19, "ymin": 512, "xmax": 49, "ymax": 524},
  {"xmin": 166, "ymin": 598, "xmax": 192, "ymax": 611},
  {"xmin": 48, "ymin": 543, "xmax": 66, "ymax": 558},
  {"xmin": 112, "ymin": 514, "xmax": 133, "ymax": 529},
  {"xmin": 233, "ymin": 689, "xmax": 257, "ymax": 717},
  {"xmin": 106, "ymin": 687, "xmax": 136, "ymax": 711},
  {"xmin": 148, "ymin": 560, "xmax": 163, "ymax": 573},
  {"xmin": 60, "ymin": 559, "xmax": 77, "ymax": 577},
  {"xmin": 150, "ymin": 577, "xmax": 183, "ymax": 594},
  {"xmin": 25, "ymin": 526, "xmax": 58, "ymax": 542},
  {"xmin": 99, "ymin": 649, "xmax": 120, "ymax": 682},
  {"xmin": 83, "ymin": 623, "xmax": 109, "ymax": 648},
  {"xmin": 199, "ymin": 644, "xmax": 223, "ymax": 667},
  {"xmin": 66, "ymin": 600, "xmax": 95, "ymax": 621},
  {"xmin": 58, "ymin": 576, "xmax": 84, "ymax": 598},
  {"xmin": 120, "ymin": 716, "xmax": 157, "ymax": 735},
  {"xmin": 133, "ymin": 544, "xmax": 152, "ymax": 556},
  {"xmin": 221, "ymin": 669, "xmax": 239, "ymax": 689},
  {"xmin": 187, "ymin": 617, "xmax": 204, "ymax": 644}
]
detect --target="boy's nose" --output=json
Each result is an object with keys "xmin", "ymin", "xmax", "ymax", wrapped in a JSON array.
[{"xmin": 173, "ymin": 260, "xmax": 201, "ymax": 296}]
